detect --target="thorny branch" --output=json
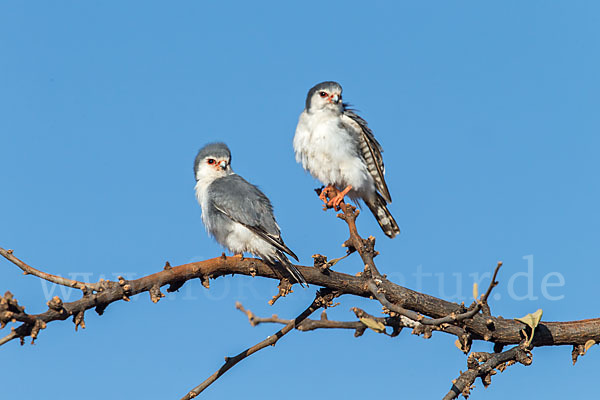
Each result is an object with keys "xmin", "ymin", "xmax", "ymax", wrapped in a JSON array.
[{"xmin": 1, "ymin": 188, "xmax": 599, "ymax": 398}]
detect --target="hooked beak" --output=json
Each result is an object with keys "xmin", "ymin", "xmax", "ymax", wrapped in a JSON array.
[
  {"xmin": 330, "ymin": 94, "xmax": 340, "ymax": 104},
  {"xmin": 219, "ymin": 160, "xmax": 228, "ymax": 170}
]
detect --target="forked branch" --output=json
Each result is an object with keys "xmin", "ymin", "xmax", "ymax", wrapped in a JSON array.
[
  {"xmin": 1, "ymin": 190, "xmax": 599, "ymax": 399},
  {"xmin": 180, "ymin": 288, "xmax": 339, "ymax": 399}
]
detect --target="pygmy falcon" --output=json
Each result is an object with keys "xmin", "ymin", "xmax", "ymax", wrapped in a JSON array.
[
  {"xmin": 293, "ymin": 81, "xmax": 400, "ymax": 238},
  {"xmin": 194, "ymin": 142, "xmax": 307, "ymax": 286}
]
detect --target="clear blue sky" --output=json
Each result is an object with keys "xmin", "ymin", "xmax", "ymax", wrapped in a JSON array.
[{"xmin": 1, "ymin": 1, "xmax": 599, "ymax": 399}]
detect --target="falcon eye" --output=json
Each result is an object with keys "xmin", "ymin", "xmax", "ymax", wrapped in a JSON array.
[
  {"xmin": 319, "ymin": 91, "xmax": 328, "ymax": 98},
  {"xmin": 207, "ymin": 159, "xmax": 216, "ymax": 165}
]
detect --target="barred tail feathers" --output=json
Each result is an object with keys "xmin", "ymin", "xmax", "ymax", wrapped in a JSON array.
[
  {"xmin": 365, "ymin": 194, "xmax": 400, "ymax": 238},
  {"xmin": 275, "ymin": 251, "xmax": 308, "ymax": 288}
]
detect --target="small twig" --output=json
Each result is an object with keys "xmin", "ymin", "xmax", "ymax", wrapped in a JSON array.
[
  {"xmin": 0, "ymin": 331, "xmax": 17, "ymax": 346},
  {"xmin": 268, "ymin": 279, "xmax": 293, "ymax": 305},
  {"xmin": 369, "ymin": 262, "xmax": 502, "ymax": 328},
  {"xmin": 236, "ymin": 302, "xmax": 406, "ymax": 337},
  {"xmin": 339, "ymin": 203, "xmax": 382, "ymax": 278},
  {"xmin": 236, "ymin": 300, "xmax": 470, "ymax": 342},
  {"xmin": 317, "ymin": 188, "xmax": 381, "ymax": 278},
  {"xmin": 312, "ymin": 253, "xmax": 352, "ymax": 274},
  {"xmin": 442, "ymin": 343, "xmax": 533, "ymax": 400},
  {"xmin": 181, "ymin": 289, "xmax": 338, "ymax": 399},
  {"xmin": 0, "ymin": 246, "xmax": 97, "ymax": 292},
  {"xmin": 237, "ymin": 302, "xmax": 366, "ymax": 333}
]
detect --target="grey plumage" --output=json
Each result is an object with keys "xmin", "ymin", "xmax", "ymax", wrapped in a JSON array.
[
  {"xmin": 294, "ymin": 81, "xmax": 400, "ymax": 238},
  {"xmin": 207, "ymin": 175, "xmax": 299, "ymax": 261},
  {"xmin": 194, "ymin": 143, "xmax": 307, "ymax": 286},
  {"xmin": 305, "ymin": 81, "xmax": 341, "ymax": 111},
  {"xmin": 194, "ymin": 142, "xmax": 231, "ymax": 179}
]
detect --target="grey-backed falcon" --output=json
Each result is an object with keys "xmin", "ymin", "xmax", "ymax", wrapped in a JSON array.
[{"xmin": 194, "ymin": 142, "xmax": 307, "ymax": 286}]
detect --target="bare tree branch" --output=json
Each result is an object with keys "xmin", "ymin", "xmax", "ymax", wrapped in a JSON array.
[
  {"xmin": 2, "ymin": 247, "xmax": 599, "ymax": 348},
  {"xmin": 368, "ymin": 261, "xmax": 500, "ymax": 328},
  {"xmin": 0, "ymin": 247, "xmax": 98, "ymax": 292},
  {"xmin": 180, "ymin": 288, "xmax": 339, "ymax": 399},
  {"xmin": 237, "ymin": 301, "xmax": 399, "ymax": 337},
  {"xmin": 0, "ymin": 330, "xmax": 17, "ymax": 346},
  {"xmin": 1, "ymin": 189, "xmax": 599, "ymax": 398},
  {"xmin": 443, "ymin": 343, "xmax": 533, "ymax": 399}
]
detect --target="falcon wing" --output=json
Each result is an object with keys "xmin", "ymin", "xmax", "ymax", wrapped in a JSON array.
[
  {"xmin": 342, "ymin": 108, "xmax": 392, "ymax": 203},
  {"xmin": 208, "ymin": 175, "xmax": 299, "ymax": 261}
]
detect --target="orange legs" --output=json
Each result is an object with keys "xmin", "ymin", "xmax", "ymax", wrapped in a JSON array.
[
  {"xmin": 327, "ymin": 185, "xmax": 353, "ymax": 211},
  {"xmin": 318, "ymin": 184, "xmax": 353, "ymax": 211},
  {"xmin": 319, "ymin": 184, "xmax": 335, "ymax": 204}
]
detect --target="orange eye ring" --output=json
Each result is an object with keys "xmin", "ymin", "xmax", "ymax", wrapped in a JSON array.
[
  {"xmin": 319, "ymin": 91, "xmax": 328, "ymax": 98},
  {"xmin": 207, "ymin": 159, "xmax": 216, "ymax": 165}
]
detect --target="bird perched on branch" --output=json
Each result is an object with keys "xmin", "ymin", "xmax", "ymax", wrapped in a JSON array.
[
  {"xmin": 293, "ymin": 81, "xmax": 400, "ymax": 238},
  {"xmin": 194, "ymin": 142, "xmax": 307, "ymax": 286}
]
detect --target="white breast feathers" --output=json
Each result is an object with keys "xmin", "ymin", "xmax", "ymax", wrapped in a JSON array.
[{"xmin": 294, "ymin": 110, "xmax": 373, "ymax": 195}]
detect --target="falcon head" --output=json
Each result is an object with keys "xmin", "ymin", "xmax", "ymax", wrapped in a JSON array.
[
  {"xmin": 194, "ymin": 142, "xmax": 232, "ymax": 182},
  {"xmin": 305, "ymin": 81, "xmax": 343, "ymax": 113}
]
